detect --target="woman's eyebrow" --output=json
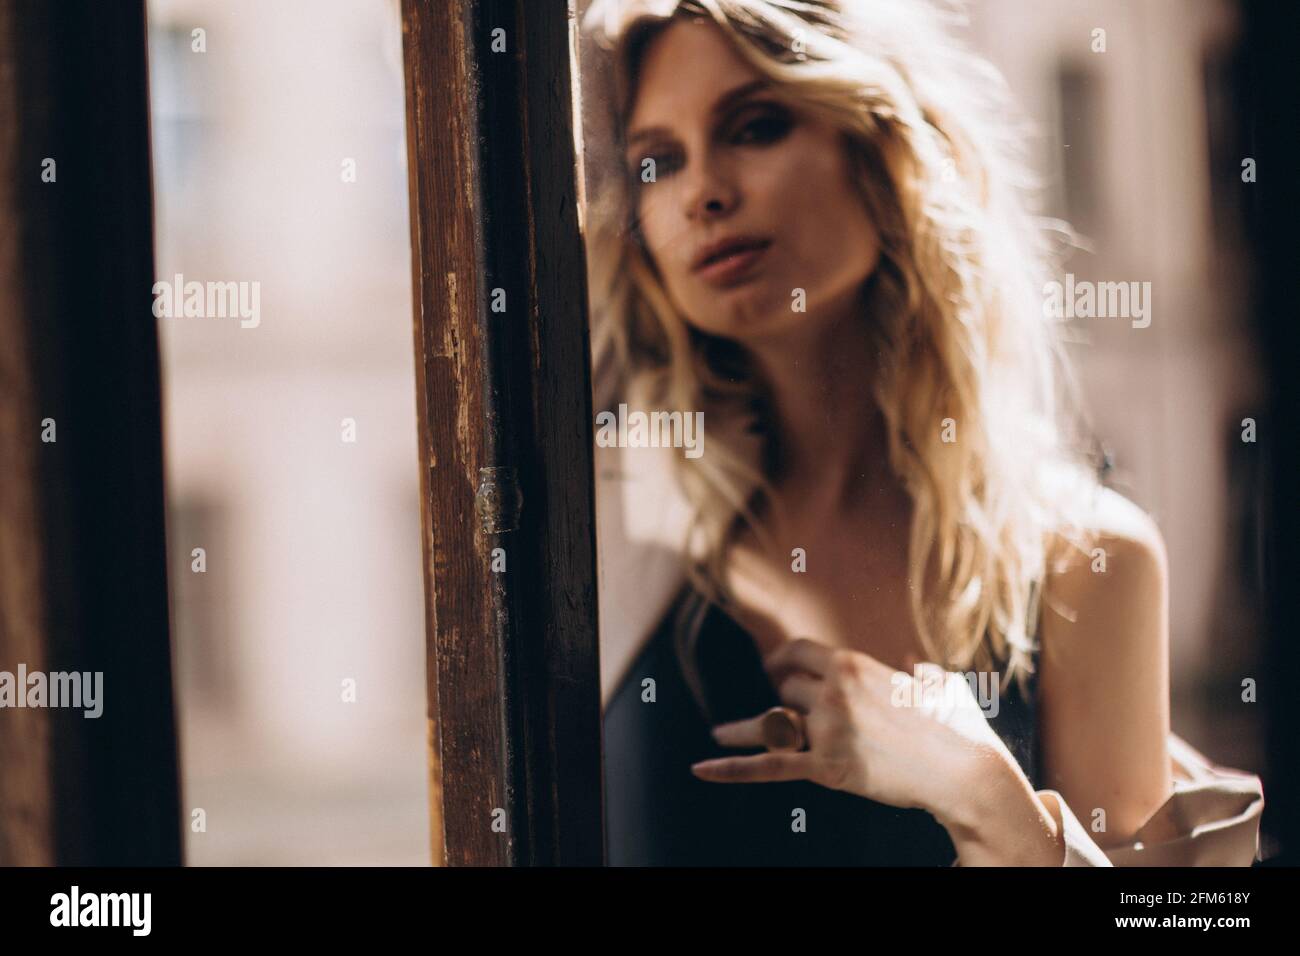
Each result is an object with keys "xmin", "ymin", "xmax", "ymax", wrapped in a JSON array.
[{"xmin": 625, "ymin": 78, "xmax": 772, "ymax": 150}]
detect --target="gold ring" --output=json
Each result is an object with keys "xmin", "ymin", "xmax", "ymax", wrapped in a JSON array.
[{"xmin": 760, "ymin": 706, "xmax": 807, "ymax": 752}]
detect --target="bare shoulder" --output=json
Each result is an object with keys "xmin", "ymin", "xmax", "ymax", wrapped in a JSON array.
[
  {"xmin": 1036, "ymin": 484, "xmax": 1172, "ymax": 843},
  {"xmin": 1043, "ymin": 484, "xmax": 1169, "ymax": 616}
]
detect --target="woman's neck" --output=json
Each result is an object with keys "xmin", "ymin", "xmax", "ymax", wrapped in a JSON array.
[{"xmin": 740, "ymin": 288, "xmax": 895, "ymax": 512}]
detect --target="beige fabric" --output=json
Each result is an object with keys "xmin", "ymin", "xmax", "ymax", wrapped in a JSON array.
[
  {"xmin": 592, "ymin": 346, "xmax": 695, "ymax": 709},
  {"xmin": 1041, "ymin": 733, "xmax": 1264, "ymax": 867},
  {"xmin": 1036, "ymin": 789, "xmax": 1114, "ymax": 866},
  {"xmin": 594, "ymin": 438, "xmax": 692, "ymax": 710},
  {"xmin": 949, "ymin": 734, "xmax": 1263, "ymax": 866}
]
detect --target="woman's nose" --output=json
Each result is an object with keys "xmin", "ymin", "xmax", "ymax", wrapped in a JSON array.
[{"xmin": 684, "ymin": 166, "xmax": 739, "ymax": 221}]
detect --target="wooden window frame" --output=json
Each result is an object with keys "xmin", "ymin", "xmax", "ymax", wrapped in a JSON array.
[
  {"xmin": 0, "ymin": 0, "xmax": 603, "ymax": 868},
  {"xmin": 400, "ymin": 0, "xmax": 604, "ymax": 866},
  {"xmin": 0, "ymin": 0, "xmax": 182, "ymax": 866}
]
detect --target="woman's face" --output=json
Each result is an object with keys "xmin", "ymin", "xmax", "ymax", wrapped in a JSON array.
[{"xmin": 624, "ymin": 17, "xmax": 882, "ymax": 342}]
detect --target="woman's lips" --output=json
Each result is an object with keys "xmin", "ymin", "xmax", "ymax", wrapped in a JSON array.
[{"xmin": 694, "ymin": 240, "xmax": 771, "ymax": 288}]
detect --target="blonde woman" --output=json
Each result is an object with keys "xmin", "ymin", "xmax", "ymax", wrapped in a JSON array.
[{"xmin": 582, "ymin": 0, "xmax": 1262, "ymax": 865}]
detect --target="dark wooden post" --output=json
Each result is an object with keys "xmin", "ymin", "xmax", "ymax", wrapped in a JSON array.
[
  {"xmin": 0, "ymin": 0, "xmax": 181, "ymax": 864},
  {"xmin": 400, "ymin": 0, "xmax": 604, "ymax": 865}
]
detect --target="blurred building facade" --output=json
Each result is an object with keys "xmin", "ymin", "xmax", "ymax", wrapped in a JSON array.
[
  {"xmin": 148, "ymin": 0, "xmax": 429, "ymax": 864},
  {"xmin": 967, "ymin": 0, "xmax": 1264, "ymax": 769}
]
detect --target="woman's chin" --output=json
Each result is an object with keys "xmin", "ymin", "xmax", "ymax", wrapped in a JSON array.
[
  {"xmin": 684, "ymin": 290, "xmax": 796, "ymax": 340},
  {"xmin": 705, "ymin": 307, "xmax": 816, "ymax": 345}
]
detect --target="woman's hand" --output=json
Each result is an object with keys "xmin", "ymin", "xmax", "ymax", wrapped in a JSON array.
[{"xmin": 690, "ymin": 638, "xmax": 1017, "ymax": 820}]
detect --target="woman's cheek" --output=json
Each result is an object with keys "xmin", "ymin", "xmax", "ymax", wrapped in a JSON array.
[{"xmin": 663, "ymin": 265, "xmax": 710, "ymax": 327}]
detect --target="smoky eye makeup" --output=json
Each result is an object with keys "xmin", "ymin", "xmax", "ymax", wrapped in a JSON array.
[{"xmin": 727, "ymin": 102, "xmax": 795, "ymax": 144}]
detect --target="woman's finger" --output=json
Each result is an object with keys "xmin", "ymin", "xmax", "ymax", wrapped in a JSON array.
[
  {"xmin": 690, "ymin": 751, "xmax": 817, "ymax": 784},
  {"xmin": 775, "ymin": 672, "xmax": 820, "ymax": 710},
  {"xmin": 709, "ymin": 714, "xmax": 766, "ymax": 748},
  {"xmin": 764, "ymin": 636, "xmax": 835, "ymax": 678}
]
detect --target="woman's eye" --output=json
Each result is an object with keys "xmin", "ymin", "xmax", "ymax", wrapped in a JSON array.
[{"xmin": 733, "ymin": 111, "xmax": 793, "ymax": 145}]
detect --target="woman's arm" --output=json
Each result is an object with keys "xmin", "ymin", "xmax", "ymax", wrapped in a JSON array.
[
  {"xmin": 1037, "ymin": 490, "xmax": 1174, "ymax": 848},
  {"xmin": 930, "ymin": 748, "xmax": 1070, "ymax": 865},
  {"xmin": 933, "ymin": 489, "xmax": 1175, "ymax": 864}
]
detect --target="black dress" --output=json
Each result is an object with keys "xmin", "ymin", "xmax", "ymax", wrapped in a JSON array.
[{"xmin": 603, "ymin": 581, "xmax": 1043, "ymax": 866}]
